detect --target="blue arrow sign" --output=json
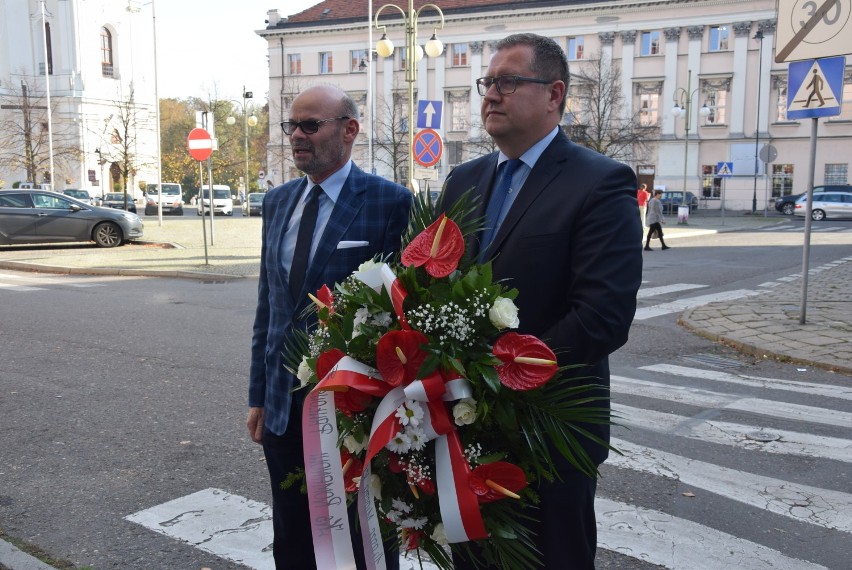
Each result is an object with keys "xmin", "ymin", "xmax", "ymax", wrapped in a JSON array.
[
  {"xmin": 417, "ymin": 100, "xmax": 443, "ymax": 129},
  {"xmin": 786, "ymin": 56, "xmax": 845, "ymax": 119}
]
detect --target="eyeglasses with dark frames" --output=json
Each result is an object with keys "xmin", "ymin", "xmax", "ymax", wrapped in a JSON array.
[
  {"xmin": 475, "ymin": 75, "xmax": 553, "ymax": 96},
  {"xmin": 280, "ymin": 116, "xmax": 350, "ymax": 135}
]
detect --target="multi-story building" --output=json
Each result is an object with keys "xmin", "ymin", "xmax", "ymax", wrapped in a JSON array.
[
  {"xmin": 258, "ymin": 0, "xmax": 852, "ymax": 211},
  {"xmin": 0, "ymin": 0, "xmax": 157, "ymax": 200}
]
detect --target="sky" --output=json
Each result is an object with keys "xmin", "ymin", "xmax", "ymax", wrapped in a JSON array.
[{"xmin": 154, "ymin": 0, "xmax": 321, "ymax": 102}]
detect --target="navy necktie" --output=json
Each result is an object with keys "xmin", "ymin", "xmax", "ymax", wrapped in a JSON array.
[
  {"xmin": 290, "ymin": 186, "xmax": 321, "ymax": 299},
  {"xmin": 480, "ymin": 158, "xmax": 522, "ymax": 260}
]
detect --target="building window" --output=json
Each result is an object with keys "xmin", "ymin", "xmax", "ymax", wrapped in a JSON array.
[
  {"xmin": 288, "ymin": 54, "xmax": 302, "ymax": 75},
  {"xmin": 567, "ymin": 37, "xmax": 584, "ymax": 61},
  {"xmin": 450, "ymin": 100, "xmax": 467, "ymax": 131},
  {"xmin": 709, "ymin": 26, "xmax": 729, "ymax": 51},
  {"xmin": 638, "ymin": 93, "xmax": 658, "ymax": 126},
  {"xmin": 100, "ymin": 27, "xmax": 114, "ymax": 77},
  {"xmin": 451, "ymin": 44, "xmax": 468, "ymax": 66},
  {"xmin": 320, "ymin": 52, "xmax": 333, "ymax": 74},
  {"xmin": 44, "ymin": 23, "xmax": 53, "ymax": 74},
  {"xmin": 701, "ymin": 164, "xmax": 722, "ymax": 199},
  {"xmin": 776, "ymin": 85, "xmax": 788, "ymax": 122},
  {"xmin": 640, "ymin": 31, "xmax": 660, "ymax": 56},
  {"xmin": 446, "ymin": 141, "xmax": 463, "ymax": 166},
  {"xmin": 772, "ymin": 164, "xmax": 794, "ymax": 197},
  {"xmin": 839, "ymin": 82, "xmax": 852, "ymax": 120},
  {"xmin": 703, "ymin": 90, "xmax": 727, "ymax": 125},
  {"xmin": 825, "ymin": 163, "xmax": 848, "ymax": 184},
  {"xmin": 398, "ymin": 47, "xmax": 412, "ymax": 70},
  {"xmin": 351, "ymin": 49, "xmax": 368, "ymax": 72}
]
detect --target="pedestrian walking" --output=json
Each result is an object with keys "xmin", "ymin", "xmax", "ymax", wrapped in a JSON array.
[
  {"xmin": 637, "ymin": 183, "xmax": 650, "ymax": 229},
  {"xmin": 645, "ymin": 189, "xmax": 670, "ymax": 250}
]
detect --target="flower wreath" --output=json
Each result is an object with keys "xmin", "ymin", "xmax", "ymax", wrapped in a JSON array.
[{"xmin": 286, "ymin": 193, "xmax": 609, "ymax": 569}]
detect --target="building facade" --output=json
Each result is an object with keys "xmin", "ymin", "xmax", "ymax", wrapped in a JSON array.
[
  {"xmin": 258, "ymin": 0, "xmax": 852, "ymax": 210},
  {"xmin": 0, "ymin": 0, "xmax": 157, "ymax": 199}
]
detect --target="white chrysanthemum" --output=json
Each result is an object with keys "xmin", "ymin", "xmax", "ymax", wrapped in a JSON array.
[
  {"xmin": 452, "ymin": 398, "xmax": 478, "ymax": 426},
  {"xmin": 406, "ymin": 426, "xmax": 427, "ymax": 451},
  {"xmin": 371, "ymin": 311, "xmax": 392, "ymax": 327},
  {"xmin": 296, "ymin": 357, "xmax": 312, "ymax": 387},
  {"xmin": 430, "ymin": 523, "xmax": 449, "ymax": 546},
  {"xmin": 353, "ymin": 306, "xmax": 370, "ymax": 327},
  {"xmin": 395, "ymin": 400, "xmax": 424, "ymax": 427},
  {"xmin": 489, "ymin": 296, "xmax": 520, "ymax": 329},
  {"xmin": 386, "ymin": 431, "xmax": 412, "ymax": 453},
  {"xmin": 400, "ymin": 517, "xmax": 429, "ymax": 530},
  {"xmin": 343, "ymin": 433, "xmax": 366, "ymax": 454},
  {"xmin": 392, "ymin": 498, "xmax": 412, "ymax": 513}
]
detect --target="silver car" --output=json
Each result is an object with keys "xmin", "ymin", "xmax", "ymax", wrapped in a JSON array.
[
  {"xmin": 0, "ymin": 189, "xmax": 143, "ymax": 248},
  {"xmin": 793, "ymin": 187, "xmax": 852, "ymax": 221}
]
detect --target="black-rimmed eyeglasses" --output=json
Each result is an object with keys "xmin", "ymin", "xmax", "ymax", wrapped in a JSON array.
[
  {"xmin": 475, "ymin": 75, "xmax": 552, "ymax": 96},
  {"xmin": 280, "ymin": 116, "xmax": 350, "ymax": 135}
]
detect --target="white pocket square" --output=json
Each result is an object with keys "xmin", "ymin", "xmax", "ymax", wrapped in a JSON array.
[{"xmin": 337, "ymin": 240, "xmax": 370, "ymax": 249}]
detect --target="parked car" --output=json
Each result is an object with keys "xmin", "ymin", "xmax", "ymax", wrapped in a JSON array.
[
  {"xmin": 102, "ymin": 192, "xmax": 137, "ymax": 214},
  {"xmin": 0, "ymin": 189, "xmax": 143, "ymax": 248},
  {"xmin": 659, "ymin": 191, "xmax": 699, "ymax": 214},
  {"xmin": 773, "ymin": 193, "xmax": 805, "ymax": 215},
  {"xmin": 197, "ymin": 185, "xmax": 234, "ymax": 216},
  {"xmin": 246, "ymin": 192, "xmax": 264, "ymax": 216},
  {"xmin": 62, "ymin": 188, "xmax": 93, "ymax": 205},
  {"xmin": 144, "ymin": 182, "xmax": 184, "ymax": 215},
  {"xmin": 793, "ymin": 187, "xmax": 852, "ymax": 221}
]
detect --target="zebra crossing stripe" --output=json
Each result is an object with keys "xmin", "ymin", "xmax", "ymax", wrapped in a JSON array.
[
  {"xmin": 0, "ymin": 283, "xmax": 43, "ymax": 291},
  {"xmin": 637, "ymin": 283, "xmax": 707, "ymax": 299},
  {"xmin": 612, "ymin": 376, "xmax": 852, "ymax": 428},
  {"xmin": 634, "ymin": 289, "xmax": 761, "ymax": 320},
  {"xmin": 597, "ymin": 498, "xmax": 829, "ymax": 570},
  {"xmin": 612, "ymin": 403, "xmax": 852, "ymax": 463},
  {"xmin": 640, "ymin": 364, "xmax": 852, "ymax": 402},
  {"xmin": 608, "ymin": 438, "xmax": 852, "ymax": 533}
]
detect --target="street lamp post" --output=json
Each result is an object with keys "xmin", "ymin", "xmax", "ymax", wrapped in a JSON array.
[
  {"xmin": 374, "ymin": 0, "xmax": 445, "ymax": 192},
  {"xmin": 751, "ymin": 30, "xmax": 764, "ymax": 215},
  {"xmin": 227, "ymin": 87, "xmax": 258, "ymax": 216},
  {"xmin": 671, "ymin": 69, "xmax": 710, "ymax": 224}
]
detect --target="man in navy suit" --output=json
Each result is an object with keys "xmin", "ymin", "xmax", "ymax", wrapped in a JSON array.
[
  {"xmin": 248, "ymin": 84, "xmax": 412, "ymax": 569},
  {"xmin": 441, "ymin": 34, "xmax": 642, "ymax": 569}
]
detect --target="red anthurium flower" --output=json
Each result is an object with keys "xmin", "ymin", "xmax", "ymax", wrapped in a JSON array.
[
  {"xmin": 376, "ymin": 330, "xmax": 429, "ymax": 386},
  {"xmin": 388, "ymin": 453, "xmax": 405, "ymax": 473},
  {"xmin": 402, "ymin": 528, "xmax": 424, "ymax": 551},
  {"xmin": 417, "ymin": 476, "xmax": 436, "ymax": 496},
  {"xmin": 469, "ymin": 461, "xmax": 528, "ymax": 503},
  {"xmin": 316, "ymin": 348, "xmax": 345, "ymax": 381},
  {"xmin": 341, "ymin": 451, "xmax": 364, "ymax": 493},
  {"xmin": 492, "ymin": 333, "xmax": 558, "ymax": 391},
  {"xmin": 309, "ymin": 284, "xmax": 335, "ymax": 323},
  {"xmin": 401, "ymin": 214, "xmax": 464, "ymax": 278},
  {"xmin": 335, "ymin": 389, "xmax": 372, "ymax": 416}
]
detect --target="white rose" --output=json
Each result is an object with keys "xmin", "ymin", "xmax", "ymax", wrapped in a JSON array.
[
  {"xmin": 452, "ymin": 398, "xmax": 478, "ymax": 426},
  {"xmin": 343, "ymin": 433, "xmax": 367, "ymax": 454},
  {"xmin": 369, "ymin": 473, "xmax": 382, "ymax": 502},
  {"xmin": 489, "ymin": 297, "xmax": 520, "ymax": 329},
  {"xmin": 357, "ymin": 259, "xmax": 382, "ymax": 273},
  {"xmin": 296, "ymin": 357, "xmax": 312, "ymax": 387},
  {"xmin": 430, "ymin": 523, "xmax": 449, "ymax": 546}
]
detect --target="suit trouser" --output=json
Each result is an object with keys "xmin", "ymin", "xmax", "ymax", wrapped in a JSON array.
[
  {"xmin": 452, "ymin": 470, "xmax": 598, "ymax": 570},
  {"xmin": 262, "ymin": 395, "xmax": 400, "ymax": 570}
]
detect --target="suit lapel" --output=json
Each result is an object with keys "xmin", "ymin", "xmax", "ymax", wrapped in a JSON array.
[{"xmin": 484, "ymin": 133, "xmax": 572, "ymax": 258}]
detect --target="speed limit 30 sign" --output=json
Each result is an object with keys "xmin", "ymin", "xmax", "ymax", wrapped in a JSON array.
[{"xmin": 776, "ymin": 0, "xmax": 852, "ymax": 62}]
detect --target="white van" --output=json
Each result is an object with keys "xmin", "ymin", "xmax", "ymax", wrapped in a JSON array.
[
  {"xmin": 197, "ymin": 184, "xmax": 234, "ymax": 216},
  {"xmin": 145, "ymin": 183, "xmax": 184, "ymax": 215}
]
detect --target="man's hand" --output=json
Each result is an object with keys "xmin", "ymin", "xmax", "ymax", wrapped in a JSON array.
[{"xmin": 247, "ymin": 407, "xmax": 264, "ymax": 444}]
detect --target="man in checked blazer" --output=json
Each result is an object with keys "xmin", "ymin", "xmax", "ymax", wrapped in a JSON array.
[
  {"xmin": 247, "ymin": 85, "xmax": 411, "ymax": 569},
  {"xmin": 441, "ymin": 34, "xmax": 642, "ymax": 569}
]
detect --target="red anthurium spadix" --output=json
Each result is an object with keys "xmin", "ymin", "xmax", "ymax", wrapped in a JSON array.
[
  {"xmin": 492, "ymin": 332, "xmax": 558, "ymax": 390},
  {"xmin": 469, "ymin": 461, "xmax": 528, "ymax": 503},
  {"xmin": 401, "ymin": 214, "xmax": 464, "ymax": 278},
  {"xmin": 376, "ymin": 330, "xmax": 429, "ymax": 386}
]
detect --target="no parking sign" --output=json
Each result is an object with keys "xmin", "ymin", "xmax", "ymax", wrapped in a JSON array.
[{"xmin": 412, "ymin": 128, "xmax": 442, "ymax": 167}]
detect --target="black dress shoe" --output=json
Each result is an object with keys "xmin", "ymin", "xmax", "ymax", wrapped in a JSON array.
[
  {"xmin": 644, "ymin": 246, "xmax": 653, "ymax": 251},
  {"xmin": 662, "ymin": 245, "xmax": 671, "ymax": 250}
]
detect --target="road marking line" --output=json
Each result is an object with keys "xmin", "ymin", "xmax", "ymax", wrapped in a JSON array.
[
  {"xmin": 609, "ymin": 438, "xmax": 852, "ymax": 533},
  {"xmin": 597, "ymin": 498, "xmax": 829, "ymax": 570},
  {"xmin": 637, "ymin": 283, "xmax": 707, "ymax": 299},
  {"xmin": 634, "ymin": 289, "xmax": 761, "ymax": 320},
  {"xmin": 612, "ymin": 376, "xmax": 852, "ymax": 428},
  {"xmin": 640, "ymin": 364, "xmax": 852, "ymax": 401},
  {"xmin": 612, "ymin": 403, "xmax": 852, "ymax": 463},
  {"xmin": 0, "ymin": 283, "xmax": 43, "ymax": 291}
]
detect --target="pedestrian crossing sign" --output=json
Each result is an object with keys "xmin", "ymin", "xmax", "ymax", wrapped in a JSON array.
[
  {"xmin": 716, "ymin": 162, "xmax": 733, "ymax": 177},
  {"xmin": 786, "ymin": 56, "xmax": 845, "ymax": 119}
]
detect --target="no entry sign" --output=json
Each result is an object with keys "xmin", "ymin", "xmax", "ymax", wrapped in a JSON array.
[{"xmin": 187, "ymin": 128, "xmax": 213, "ymax": 161}]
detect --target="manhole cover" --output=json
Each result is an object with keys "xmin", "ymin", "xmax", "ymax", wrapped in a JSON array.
[
  {"xmin": 680, "ymin": 353, "xmax": 743, "ymax": 369},
  {"xmin": 746, "ymin": 431, "xmax": 781, "ymax": 442}
]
